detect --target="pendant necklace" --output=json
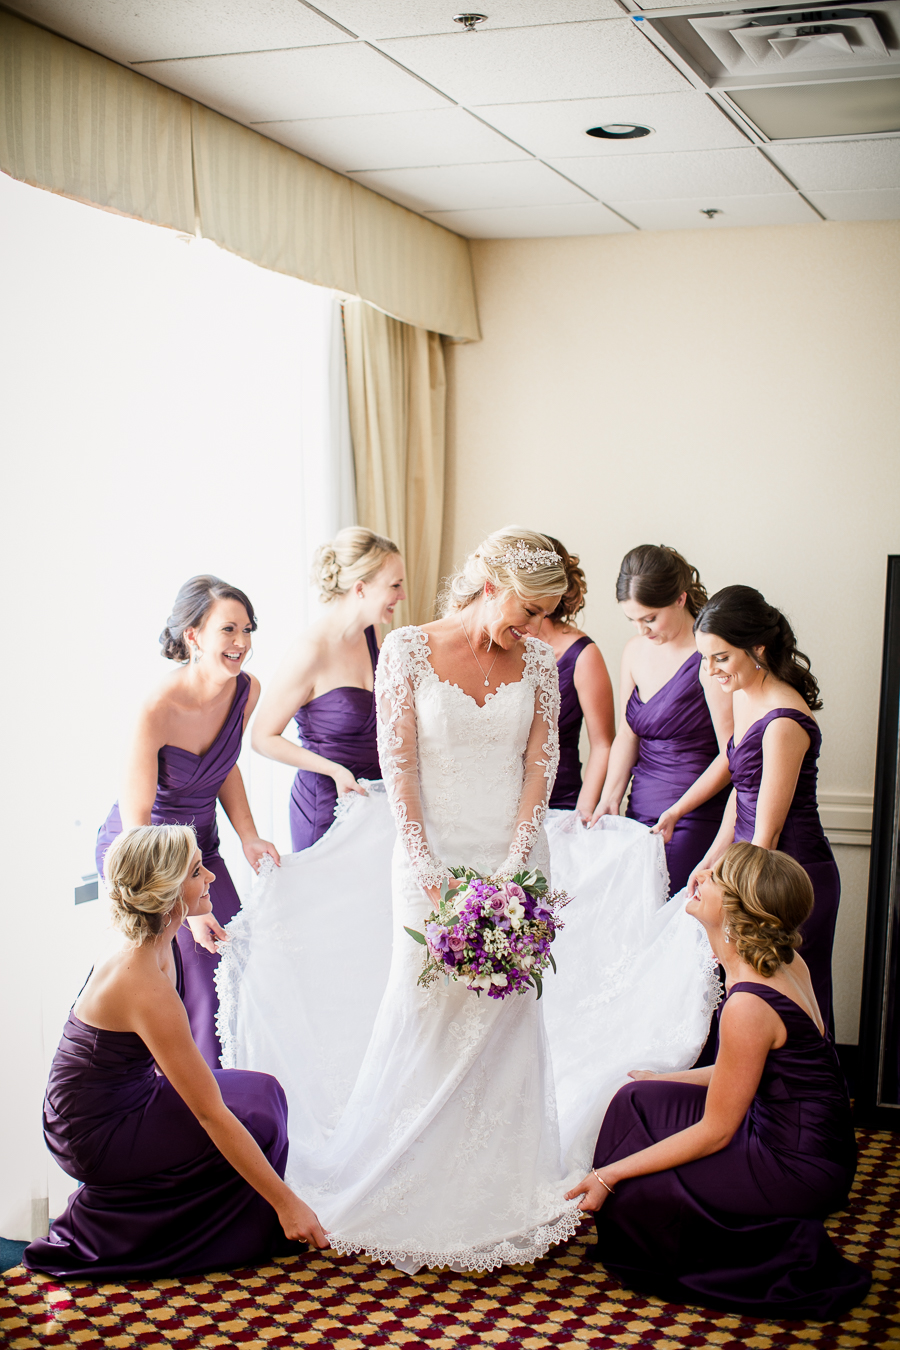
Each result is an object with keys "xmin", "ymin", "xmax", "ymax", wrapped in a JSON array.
[{"xmin": 460, "ymin": 620, "xmax": 499, "ymax": 688}]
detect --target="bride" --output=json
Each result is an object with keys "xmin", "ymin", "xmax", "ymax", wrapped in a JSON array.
[{"xmin": 217, "ymin": 528, "xmax": 719, "ymax": 1272}]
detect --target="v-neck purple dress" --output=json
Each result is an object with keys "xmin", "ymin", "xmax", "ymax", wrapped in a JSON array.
[
  {"xmin": 290, "ymin": 625, "xmax": 381, "ymax": 851},
  {"xmin": 626, "ymin": 652, "xmax": 729, "ymax": 894},
  {"xmin": 23, "ymin": 944, "xmax": 293, "ymax": 1280},
  {"xmin": 95, "ymin": 672, "xmax": 251, "ymax": 1069},
  {"xmin": 729, "ymin": 707, "xmax": 840, "ymax": 1033},
  {"xmin": 591, "ymin": 982, "xmax": 868, "ymax": 1319},
  {"xmin": 550, "ymin": 635, "xmax": 594, "ymax": 810}
]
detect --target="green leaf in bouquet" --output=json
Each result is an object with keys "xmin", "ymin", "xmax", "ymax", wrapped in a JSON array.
[
  {"xmin": 404, "ymin": 926, "xmax": 427, "ymax": 945},
  {"xmin": 532, "ymin": 970, "xmax": 544, "ymax": 1000},
  {"xmin": 548, "ymin": 951, "xmax": 557, "ymax": 974}
]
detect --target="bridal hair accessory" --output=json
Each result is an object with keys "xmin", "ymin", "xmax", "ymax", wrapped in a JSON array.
[
  {"xmin": 405, "ymin": 867, "xmax": 571, "ymax": 1000},
  {"xmin": 486, "ymin": 543, "xmax": 562, "ymax": 574},
  {"xmin": 460, "ymin": 619, "xmax": 499, "ymax": 687},
  {"xmin": 592, "ymin": 1170, "xmax": 615, "ymax": 1195}
]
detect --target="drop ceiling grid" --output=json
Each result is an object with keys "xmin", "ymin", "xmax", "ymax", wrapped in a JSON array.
[{"xmin": 5, "ymin": 0, "xmax": 899, "ymax": 234}]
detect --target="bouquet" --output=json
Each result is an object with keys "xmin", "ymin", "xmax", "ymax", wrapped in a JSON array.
[{"xmin": 405, "ymin": 867, "xmax": 571, "ymax": 1000}]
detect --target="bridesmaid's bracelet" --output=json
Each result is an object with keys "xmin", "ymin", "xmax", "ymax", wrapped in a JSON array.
[{"xmin": 592, "ymin": 1170, "xmax": 615, "ymax": 1195}]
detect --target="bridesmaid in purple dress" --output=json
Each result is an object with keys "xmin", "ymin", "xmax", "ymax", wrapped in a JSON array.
[
  {"xmin": 592, "ymin": 547, "xmax": 732, "ymax": 894},
  {"xmin": 538, "ymin": 536, "xmax": 614, "ymax": 815},
  {"xmin": 26, "ymin": 825, "xmax": 326, "ymax": 1279},
  {"xmin": 252, "ymin": 528, "xmax": 405, "ymax": 851},
  {"xmin": 567, "ymin": 843, "xmax": 868, "ymax": 1320},
  {"xmin": 96, "ymin": 576, "xmax": 278, "ymax": 1068},
  {"xmin": 691, "ymin": 585, "xmax": 840, "ymax": 1033}
]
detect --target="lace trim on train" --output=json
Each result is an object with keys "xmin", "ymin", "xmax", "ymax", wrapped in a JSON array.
[
  {"xmin": 327, "ymin": 1204, "xmax": 585, "ymax": 1274},
  {"xmin": 214, "ymin": 853, "xmax": 278, "ymax": 1069}
]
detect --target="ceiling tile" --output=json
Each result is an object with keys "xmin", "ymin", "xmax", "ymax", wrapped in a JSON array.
[
  {"xmin": 347, "ymin": 161, "xmax": 594, "ymax": 212},
  {"xmin": 138, "ymin": 45, "xmax": 449, "ymax": 123},
  {"xmin": 6, "ymin": 0, "xmax": 345, "ymax": 64},
  {"xmin": 609, "ymin": 193, "xmax": 819, "ymax": 229},
  {"xmin": 424, "ymin": 201, "xmax": 635, "ymax": 236},
  {"xmin": 255, "ymin": 107, "xmax": 530, "ymax": 171},
  {"xmin": 473, "ymin": 92, "xmax": 748, "ymax": 158},
  {"xmin": 377, "ymin": 22, "xmax": 687, "ymax": 105},
  {"xmin": 766, "ymin": 138, "xmax": 900, "ymax": 192},
  {"xmin": 318, "ymin": 1, "xmax": 622, "ymax": 39},
  {"xmin": 549, "ymin": 147, "xmax": 788, "ymax": 200},
  {"xmin": 805, "ymin": 187, "xmax": 900, "ymax": 220}
]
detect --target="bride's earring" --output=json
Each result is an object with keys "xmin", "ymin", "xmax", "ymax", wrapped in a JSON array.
[
  {"xmin": 723, "ymin": 923, "xmax": 731, "ymax": 944},
  {"xmin": 191, "ymin": 642, "xmax": 202, "ymax": 664}
]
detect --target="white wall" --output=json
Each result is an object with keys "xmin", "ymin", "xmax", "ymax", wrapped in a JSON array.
[
  {"xmin": 0, "ymin": 172, "xmax": 353, "ymax": 1237},
  {"xmin": 443, "ymin": 220, "xmax": 900, "ymax": 1046}
]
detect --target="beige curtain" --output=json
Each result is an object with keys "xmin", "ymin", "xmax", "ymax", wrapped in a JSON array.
[
  {"xmin": 0, "ymin": 10, "xmax": 193, "ymax": 232},
  {"xmin": 0, "ymin": 11, "xmax": 481, "ymax": 341},
  {"xmin": 343, "ymin": 301, "xmax": 447, "ymax": 627}
]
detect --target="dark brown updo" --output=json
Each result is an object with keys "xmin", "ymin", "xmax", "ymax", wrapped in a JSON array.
[
  {"xmin": 543, "ymin": 535, "xmax": 587, "ymax": 624},
  {"xmin": 713, "ymin": 842, "xmax": 814, "ymax": 977},
  {"xmin": 616, "ymin": 545, "xmax": 708, "ymax": 619},
  {"xmin": 693, "ymin": 585, "xmax": 822, "ymax": 711},
  {"xmin": 159, "ymin": 576, "xmax": 257, "ymax": 662}
]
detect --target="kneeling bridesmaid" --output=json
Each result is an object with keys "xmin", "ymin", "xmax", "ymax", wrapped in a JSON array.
[
  {"xmin": 25, "ymin": 825, "xmax": 326, "ymax": 1281},
  {"xmin": 567, "ymin": 843, "xmax": 869, "ymax": 1320}
]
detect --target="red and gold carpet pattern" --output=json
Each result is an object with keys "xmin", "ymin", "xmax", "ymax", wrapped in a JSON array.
[{"xmin": 3, "ymin": 1127, "xmax": 898, "ymax": 1349}]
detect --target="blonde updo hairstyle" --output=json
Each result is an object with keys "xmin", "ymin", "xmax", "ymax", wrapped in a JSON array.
[
  {"xmin": 441, "ymin": 527, "xmax": 567, "ymax": 615},
  {"xmin": 713, "ymin": 842, "xmax": 814, "ymax": 978},
  {"xmin": 312, "ymin": 527, "xmax": 400, "ymax": 604},
  {"xmin": 105, "ymin": 824, "xmax": 197, "ymax": 946}
]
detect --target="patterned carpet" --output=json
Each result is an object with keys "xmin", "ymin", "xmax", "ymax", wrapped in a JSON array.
[{"xmin": 2, "ymin": 1127, "xmax": 898, "ymax": 1350}]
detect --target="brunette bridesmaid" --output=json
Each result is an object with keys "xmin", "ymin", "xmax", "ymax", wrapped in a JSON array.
[
  {"xmin": 539, "ymin": 536, "xmax": 615, "ymax": 817},
  {"xmin": 567, "ymin": 843, "xmax": 868, "ymax": 1320},
  {"xmin": 252, "ymin": 528, "xmax": 405, "ymax": 850},
  {"xmin": 690, "ymin": 585, "xmax": 840, "ymax": 1033},
  {"xmin": 26, "ymin": 825, "xmax": 325, "ymax": 1279},
  {"xmin": 96, "ymin": 576, "xmax": 278, "ymax": 1069},
  {"xmin": 592, "ymin": 546, "xmax": 732, "ymax": 894}
]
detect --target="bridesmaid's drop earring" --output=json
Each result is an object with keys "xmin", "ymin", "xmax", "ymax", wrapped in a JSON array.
[
  {"xmin": 192, "ymin": 645, "xmax": 202, "ymax": 664},
  {"xmin": 723, "ymin": 924, "xmax": 731, "ymax": 944}
]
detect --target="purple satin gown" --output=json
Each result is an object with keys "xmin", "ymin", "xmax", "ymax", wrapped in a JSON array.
[
  {"xmin": 729, "ymin": 708, "xmax": 840, "ymax": 1035},
  {"xmin": 95, "ymin": 672, "xmax": 251, "ymax": 1069},
  {"xmin": 290, "ymin": 625, "xmax": 381, "ymax": 851},
  {"xmin": 550, "ymin": 635, "xmax": 594, "ymax": 811},
  {"xmin": 23, "ymin": 946, "xmax": 292, "ymax": 1280},
  {"xmin": 592, "ymin": 983, "xmax": 868, "ymax": 1319},
  {"xmin": 626, "ymin": 652, "xmax": 729, "ymax": 894}
]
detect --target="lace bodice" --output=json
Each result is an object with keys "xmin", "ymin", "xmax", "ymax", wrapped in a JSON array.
[{"xmin": 376, "ymin": 627, "xmax": 560, "ymax": 889}]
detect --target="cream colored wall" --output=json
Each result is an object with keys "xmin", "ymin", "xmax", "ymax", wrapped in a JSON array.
[{"xmin": 443, "ymin": 220, "xmax": 900, "ymax": 1045}]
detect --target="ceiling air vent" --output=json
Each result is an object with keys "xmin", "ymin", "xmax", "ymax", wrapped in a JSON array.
[
  {"xmin": 644, "ymin": 0, "xmax": 900, "ymax": 138},
  {"xmin": 688, "ymin": 7, "xmax": 893, "ymax": 76}
]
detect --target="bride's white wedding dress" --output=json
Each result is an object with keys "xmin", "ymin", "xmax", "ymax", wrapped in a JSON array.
[{"xmin": 217, "ymin": 629, "xmax": 719, "ymax": 1273}]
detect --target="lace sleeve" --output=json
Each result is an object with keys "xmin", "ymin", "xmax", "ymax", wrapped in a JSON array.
[
  {"xmin": 497, "ymin": 639, "xmax": 560, "ymax": 878},
  {"xmin": 375, "ymin": 628, "xmax": 448, "ymax": 893}
]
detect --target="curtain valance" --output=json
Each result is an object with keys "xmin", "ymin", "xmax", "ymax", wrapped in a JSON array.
[{"xmin": 0, "ymin": 11, "xmax": 480, "ymax": 341}]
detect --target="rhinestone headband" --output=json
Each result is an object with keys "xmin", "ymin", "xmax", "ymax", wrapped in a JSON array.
[{"xmin": 487, "ymin": 543, "xmax": 563, "ymax": 574}]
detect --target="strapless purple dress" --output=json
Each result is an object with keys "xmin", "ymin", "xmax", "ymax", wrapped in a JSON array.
[
  {"xmin": 23, "ymin": 946, "xmax": 292, "ymax": 1280},
  {"xmin": 550, "ymin": 635, "xmax": 594, "ymax": 811},
  {"xmin": 592, "ymin": 982, "xmax": 868, "ymax": 1319},
  {"xmin": 95, "ymin": 672, "xmax": 250, "ymax": 1069},
  {"xmin": 626, "ymin": 652, "xmax": 729, "ymax": 893},
  {"xmin": 729, "ymin": 707, "xmax": 840, "ymax": 1034},
  {"xmin": 290, "ymin": 625, "xmax": 381, "ymax": 851}
]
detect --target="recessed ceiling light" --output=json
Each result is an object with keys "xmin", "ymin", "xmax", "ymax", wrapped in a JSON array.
[{"xmin": 586, "ymin": 124, "xmax": 654, "ymax": 140}]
